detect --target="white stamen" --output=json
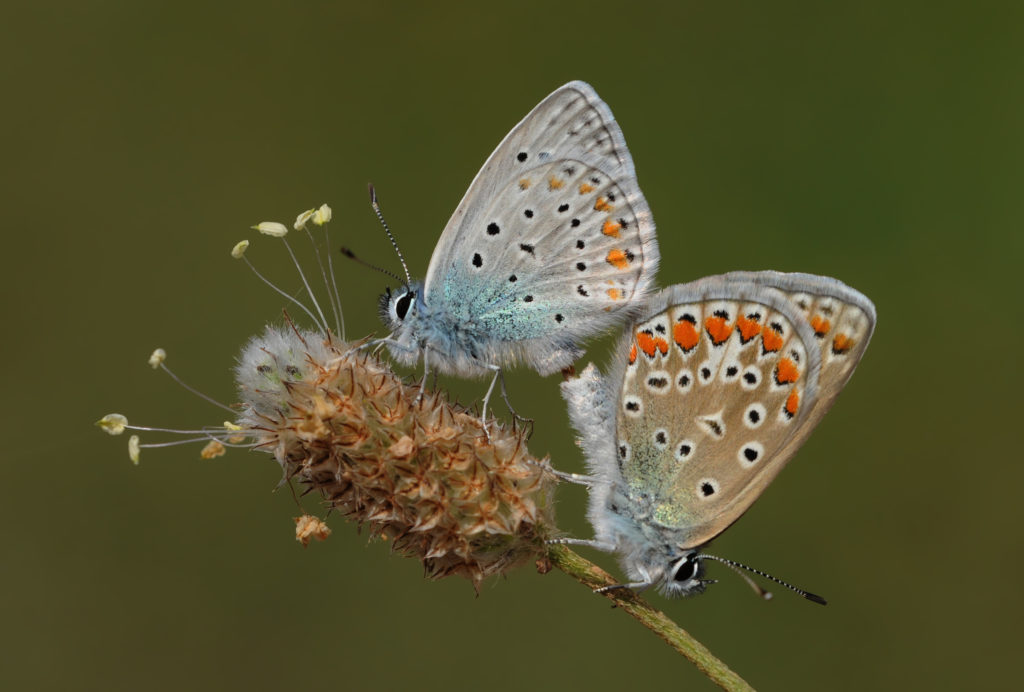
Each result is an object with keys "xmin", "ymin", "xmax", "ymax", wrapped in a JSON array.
[
  {"xmin": 97, "ymin": 413, "xmax": 128, "ymax": 435},
  {"xmin": 312, "ymin": 204, "xmax": 332, "ymax": 226},
  {"xmin": 148, "ymin": 348, "xmax": 166, "ymax": 369},
  {"xmin": 252, "ymin": 221, "xmax": 289, "ymax": 237},
  {"xmin": 294, "ymin": 208, "xmax": 316, "ymax": 231}
]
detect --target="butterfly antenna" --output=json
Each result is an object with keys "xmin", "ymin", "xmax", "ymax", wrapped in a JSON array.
[
  {"xmin": 698, "ymin": 553, "xmax": 827, "ymax": 605},
  {"xmin": 368, "ymin": 183, "xmax": 412, "ymax": 287},
  {"xmin": 339, "ymin": 246, "xmax": 406, "ymax": 284}
]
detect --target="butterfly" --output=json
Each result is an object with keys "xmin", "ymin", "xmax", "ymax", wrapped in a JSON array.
[
  {"xmin": 377, "ymin": 81, "xmax": 659, "ymax": 411},
  {"xmin": 557, "ymin": 271, "xmax": 876, "ymax": 600}
]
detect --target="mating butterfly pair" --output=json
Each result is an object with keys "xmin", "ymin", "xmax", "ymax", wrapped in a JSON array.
[{"xmin": 376, "ymin": 81, "xmax": 875, "ymax": 598}]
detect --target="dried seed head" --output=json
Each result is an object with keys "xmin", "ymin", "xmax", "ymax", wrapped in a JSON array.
[
  {"xmin": 100, "ymin": 203, "xmax": 554, "ymax": 591},
  {"xmin": 235, "ymin": 326, "xmax": 555, "ymax": 589}
]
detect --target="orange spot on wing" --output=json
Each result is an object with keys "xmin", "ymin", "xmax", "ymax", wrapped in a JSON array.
[
  {"xmin": 762, "ymin": 326, "xmax": 783, "ymax": 352},
  {"xmin": 606, "ymin": 249, "xmax": 629, "ymax": 269},
  {"xmin": 775, "ymin": 357, "xmax": 799, "ymax": 384},
  {"xmin": 735, "ymin": 315, "xmax": 762, "ymax": 342},
  {"xmin": 518, "ymin": 178, "xmax": 531, "ymax": 190},
  {"xmin": 704, "ymin": 316, "xmax": 732, "ymax": 345},
  {"xmin": 602, "ymin": 219, "xmax": 622, "ymax": 237},
  {"xmin": 785, "ymin": 390, "xmax": 800, "ymax": 417},
  {"xmin": 629, "ymin": 343, "xmax": 637, "ymax": 364},
  {"xmin": 832, "ymin": 334, "xmax": 853, "ymax": 353},
  {"xmin": 594, "ymin": 197, "xmax": 613, "ymax": 212},
  {"xmin": 673, "ymin": 320, "xmax": 699, "ymax": 351},
  {"xmin": 636, "ymin": 331, "xmax": 657, "ymax": 357},
  {"xmin": 607, "ymin": 287, "xmax": 623, "ymax": 300},
  {"xmin": 811, "ymin": 315, "xmax": 831, "ymax": 337},
  {"xmin": 578, "ymin": 182, "xmax": 594, "ymax": 194},
  {"xmin": 548, "ymin": 176, "xmax": 565, "ymax": 190},
  {"xmin": 637, "ymin": 335, "xmax": 669, "ymax": 356}
]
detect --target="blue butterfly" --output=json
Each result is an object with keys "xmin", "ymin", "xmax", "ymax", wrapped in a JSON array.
[{"xmin": 377, "ymin": 81, "xmax": 659, "ymax": 416}]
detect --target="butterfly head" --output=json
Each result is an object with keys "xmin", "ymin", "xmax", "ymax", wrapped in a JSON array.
[
  {"xmin": 611, "ymin": 542, "xmax": 711, "ymax": 597},
  {"xmin": 661, "ymin": 552, "xmax": 708, "ymax": 597},
  {"xmin": 628, "ymin": 550, "xmax": 708, "ymax": 597},
  {"xmin": 378, "ymin": 282, "xmax": 423, "ymax": 332}
]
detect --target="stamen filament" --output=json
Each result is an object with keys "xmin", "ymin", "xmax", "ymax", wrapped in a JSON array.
[
  {"xmin": 241, "ymin": 255, "xmax": 326, "ymax": 333},
  {"xmin": 121, "ymin": 424, "xmax": 244, "ymax": 435},
  {"xmin": 281, "ymin": 237, "xmax": 330, "ymax": 335},
  {"xmin": 321, "ymin": 223, "xmax": 344, "ymax": 339},
  {"xmin": 301, "ymin": 225, "xmax": 345, "ymax": 339},
  {"xmin": 139, "ymin": 436, "xmax": 257, "ymax": 450},
  {"xmin": 158, "ymin": 364, "xmax": 236, "ymax": 414}
]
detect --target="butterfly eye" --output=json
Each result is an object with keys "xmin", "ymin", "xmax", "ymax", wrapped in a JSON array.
[
  {"xmin": 671, "ymin": 555, "xmax": 700, "ymax": 583},
  {"xmin": 394, "ymin": 292, "xmax": 415, "ymax": 321}
]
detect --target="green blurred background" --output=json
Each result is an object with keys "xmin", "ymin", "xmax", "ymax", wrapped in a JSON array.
[{"xmin": 3, "ymin": 2, "xmax": 1021, "ymax": 690}]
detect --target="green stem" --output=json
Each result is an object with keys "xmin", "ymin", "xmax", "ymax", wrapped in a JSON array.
[{"xmin": 547, "ymin": 544, "xmax": 754, "ymax": 692}]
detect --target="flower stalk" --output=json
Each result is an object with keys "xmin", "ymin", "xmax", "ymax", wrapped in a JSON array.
[{"xmin": 548, "ymin": 544, "xmax": 753, "ymax": 691}]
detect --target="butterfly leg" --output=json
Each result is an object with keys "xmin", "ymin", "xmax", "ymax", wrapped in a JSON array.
[
  {"xmin": 413, "ymin": 347, "xmax": 429, "ymax": 405},
  {"xmin": 336, "ymin": 335, "xmax": 403, "ymax": 362},
  {"xmin": 333, "ymin": 337, "xmax": 385, "ymax": 363},
  {"xmin": 593, "ymin": 579, "xmax": 655, "ymax": 595},
  {"xmin": 477, "ymin": 364, "xmax": 503, "ymax": 439},
  {"xmin": 527, "ymin": 459, "xmax": 597, "ymax": 485},
  {"xmin": 488, "ymin": 364, "xmax": 534, "ymax": 432},
  {"xmin": 550, "ymin": 469, "xmax": 595, "ymax": 484},
  {"xmin": 547, "ymin": 538, "xmax": 656, "ymax": 593},
  {"xmin": 569, "ymin": 556, "xmax": 655, "ymax": 594},
  {"xmin": 546, "ymin": 537, "xmax": 617, "ymax": 552}
]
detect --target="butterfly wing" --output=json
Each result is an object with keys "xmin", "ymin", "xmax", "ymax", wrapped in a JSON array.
[
  {"xmin": 611, "ymin": 272, "xmax": 875, "ymax": 549},
  {"xmin": 731, "ymin": 271, "xmax": 877, "ymax": 453},
  {"xmin": 423, "ymin": 81, "xmax": 658, "ymax": 373}
]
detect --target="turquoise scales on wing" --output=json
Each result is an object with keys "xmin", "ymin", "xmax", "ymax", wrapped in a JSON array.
[{"xmin": 379, "ymin": 81, "xmax": 659, "ymax": 379}]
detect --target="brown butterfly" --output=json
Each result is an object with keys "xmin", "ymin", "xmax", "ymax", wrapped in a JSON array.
[{"xmin": 557, "ymin": 271, "xmax": 875, "ymax": 602}]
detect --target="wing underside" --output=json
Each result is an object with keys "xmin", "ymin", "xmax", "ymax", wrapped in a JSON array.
[
  {"xmin": 424, "ymin": 81, "xmax": 659, "ymax": 344},
  {"xmin": 610, "ymin": 272, "xmax": 875, "ymax": 548}
]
